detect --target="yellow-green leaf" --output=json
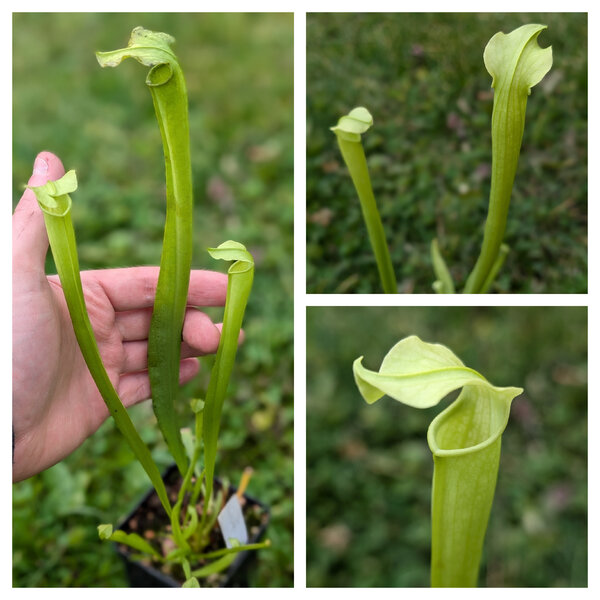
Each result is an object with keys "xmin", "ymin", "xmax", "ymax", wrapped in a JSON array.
[{"xmin": 354, "ymin": 336, "xmax": 523, "ymax": 586}]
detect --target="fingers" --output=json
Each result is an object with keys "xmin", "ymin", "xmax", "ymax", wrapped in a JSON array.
[
  {"xmin": 181, "ymin": 310, "xmax": 222, "ymax": 357},
  {"xmin": 13, "ymin": 152, "xmax": 65, "ymax": 275},
  {"xmin": 117, "ymin": 358, "xmax": 200, "ymax": 408},
  {"xmin": 87, "ymin": 267, "xmax": 228, "ymax": 312},
  {"xmin": 114, "ymin": 307, "xmax": 154, "ymax": 341},
  {"xmin": 116, "ymin": 306, "xmax": 222, "ymax": 345},
  {"xmin": 214, "ymin": 322, "xmax": 245, "ymax": 345},
  {"xmin": 120, "ymin": 309, "xmax": 222, "ymax": 371}
]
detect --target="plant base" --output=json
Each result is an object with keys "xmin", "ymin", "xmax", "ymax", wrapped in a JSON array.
[{"xmin": 115, "ymin": 465, "xmax": 269, "ymax": 587}]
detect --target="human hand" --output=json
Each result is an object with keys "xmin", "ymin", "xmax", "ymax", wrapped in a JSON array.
[{"xmin": 13, "ymin": 152, "xmax": 228, "ymax": 482}]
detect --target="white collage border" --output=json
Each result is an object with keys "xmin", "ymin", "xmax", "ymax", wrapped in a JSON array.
[{"xmin": 3, "ymin": 0, "xmax": 596, "ymax": 596}]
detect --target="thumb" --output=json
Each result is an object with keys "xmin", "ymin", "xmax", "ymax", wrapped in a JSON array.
[{"xmin": 13, "ymin": 152, "xmax": 65, "ymax": 274}]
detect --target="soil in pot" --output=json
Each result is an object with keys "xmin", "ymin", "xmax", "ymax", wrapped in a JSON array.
[{"xmin": 116, "ymin": 465, "xmax": 269, "ymax": 587}]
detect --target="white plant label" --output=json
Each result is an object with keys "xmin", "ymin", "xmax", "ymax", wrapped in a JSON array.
[{"xmin": 218, "ymin": 494, "xmax": 248, "ymax": 548}]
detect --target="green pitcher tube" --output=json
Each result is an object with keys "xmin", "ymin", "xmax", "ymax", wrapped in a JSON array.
[
  {"xmin": 427, "ymin": 384, "xmax": 515, "ymax": 586},
  {"xmin": 331, "ymin": 107, "xmax": 397, "ymax": 293}
]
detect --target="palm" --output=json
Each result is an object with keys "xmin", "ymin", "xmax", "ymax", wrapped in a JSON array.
[
  {"xmin": 13, "ymin": 274, "xmax": 117, "ymax": 467},
  {"xmin": 45, "ymin": 276, "xmax": 128, "ymax": 438}
]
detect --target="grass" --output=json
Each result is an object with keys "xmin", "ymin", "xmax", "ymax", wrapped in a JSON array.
[
  {"xmin": 306, "ymin": 13, "xmax": 587, "ymax": 293},
  {"xmin": 306, "ymin": 306, "xmax": 587, "ymax": 587},
  {"xmin": 13, "ymin": 12, "xmax": 293, "ymax": 587}
]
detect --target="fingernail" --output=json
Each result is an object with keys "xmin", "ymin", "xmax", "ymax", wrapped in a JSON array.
[{"xmin": 33, "ymin": 155, "xmax": 48, "ymax": 175}]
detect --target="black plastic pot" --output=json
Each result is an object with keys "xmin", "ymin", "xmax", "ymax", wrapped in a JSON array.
[{"xmin": 115, "ymin": 464, "xmax": 269, "ymax": 587}]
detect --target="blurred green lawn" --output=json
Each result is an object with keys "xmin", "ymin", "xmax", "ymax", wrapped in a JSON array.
[
  {"xmin": 307, "ymin": 307, "xmax": 587, "ymax": 587},
  {"xmin": 13, "ymin": 12, "xmax": 293, "ymax": 587},
  {"xmin": 307, "ymin": 13, "xmax": 587, "ymax": 293}
]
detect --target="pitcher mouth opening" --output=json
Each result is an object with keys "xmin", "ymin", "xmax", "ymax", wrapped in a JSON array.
[{"xmin": 427, "ymin": 385, "xmax": 518, "ymax": 458}]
